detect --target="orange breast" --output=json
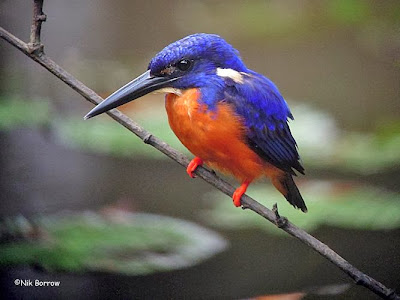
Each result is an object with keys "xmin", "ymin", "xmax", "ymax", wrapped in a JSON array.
[{"xmin": 165, "ymin": 88, "xmax": 270, "ymax": 182}]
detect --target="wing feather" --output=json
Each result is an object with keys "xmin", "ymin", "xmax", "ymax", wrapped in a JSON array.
[{"xmin": 223, "ymin": 72, "xmax": 304, "ymax": 175}]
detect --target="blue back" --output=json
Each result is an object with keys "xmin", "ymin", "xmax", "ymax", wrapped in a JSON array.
[{"xmin": 223, "ymin": 71, "xmax": 304, "ymax": 174}]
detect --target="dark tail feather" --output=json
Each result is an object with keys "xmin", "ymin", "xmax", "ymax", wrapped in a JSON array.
[{"xmin": 272, "ymin": 173, "xmax": 307, "ymax": 213}]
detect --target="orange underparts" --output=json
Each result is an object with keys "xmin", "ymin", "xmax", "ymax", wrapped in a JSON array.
[{"xmin": 165, "ymin": 88, "xmax": 285, "ymax": 207}]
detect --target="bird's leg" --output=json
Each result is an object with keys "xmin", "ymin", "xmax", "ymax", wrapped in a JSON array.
[
  {"xmin": 186, "ymin": 157, "xmax": 203, "ymax": 178},
  {"xmin": 232, "ymin": 180, "xmax": 250, "ymax": 207}
]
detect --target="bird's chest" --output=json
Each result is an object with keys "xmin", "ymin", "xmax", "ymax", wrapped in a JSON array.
[
  {"xmin": 164, "ymin": 88, "xmax": 247, "ymax": 163},
  {"xmin": 165, "ymin": 89, "xmax": 202, "ymax": 137}
]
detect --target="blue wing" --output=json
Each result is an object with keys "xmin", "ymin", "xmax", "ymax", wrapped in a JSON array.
[{"xmin": 223, "ymin": 71, "xmax": 304, "ymax": 175}]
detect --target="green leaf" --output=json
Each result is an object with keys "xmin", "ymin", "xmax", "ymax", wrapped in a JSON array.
[{"xmin": 0, "ymin": 213, "xmax": 227, "ymax": 274}]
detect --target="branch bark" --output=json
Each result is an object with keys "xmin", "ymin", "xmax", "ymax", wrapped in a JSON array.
[
  {"xmin": 0, "ymin": 1, "xmax": 399, "ymax": 299},
  {"xmin": 28, "ymin": 0, "xmax": 46, "ymax": 52}
]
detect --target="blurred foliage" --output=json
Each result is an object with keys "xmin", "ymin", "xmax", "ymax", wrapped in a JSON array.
[
  {"xmin": 327, "ymin": 0, "xmax": 371, "ymax": 25},
  {"xmin": 201, "ymin": 181, "xmax": 400, "ymax": 234},
  {"xmin": 58, "ymin": 117, "xmax": 161, "ymax": 158},
  {"xmin": 56, "ymin": 113, "xmax": 190, "ymax": 159},
  {"xmin": 329, "ymin": 130, "xmax": 400, "ymax": 173},
  {"xmin": 0, "ymin": 212, "xmax": 227, "ymax": 274},
  {"xmin": 0, "ymin": 97, "xmax": 50, "ymax": 130},
  {"xmin": 63, "ymin": 103, "xmax": 400, "ymax": 174},
  {"xmin": 290, "ymin": 103, "xmax": 400, "ymax": 174},
  {"xmin": 174, "ymin": 0, "xmax": 400, "ymax": 71},
  {"xmin": 54, "ymin": 112, "xmax": 161, "ymax": 158},
  {"xmin": 1, "ymin": 97, "xmax": 399, "ymax": 174},
  {"xmin": 181, "ymin": 1, "xmax": 400, "ymax": 51}
]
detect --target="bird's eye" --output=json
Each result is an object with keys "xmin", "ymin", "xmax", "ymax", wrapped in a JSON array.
[{"xmin": 176, "ymin": 59, "xmax": 192, "ymax": 71}]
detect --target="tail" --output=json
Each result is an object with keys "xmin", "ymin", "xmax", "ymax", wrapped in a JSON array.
[{"xmin": 271, "ymin": 173, "xmax": 307, "ymax": 213}]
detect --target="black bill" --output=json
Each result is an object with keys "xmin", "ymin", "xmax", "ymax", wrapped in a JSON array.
[{"xmin": 84, "ymin": 70, "xmax": 177, "ymax": 120}]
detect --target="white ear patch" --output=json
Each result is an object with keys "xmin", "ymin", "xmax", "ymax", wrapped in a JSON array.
[
  {"xmin": 153, "ymin": 87, "xmax": 183, "ymax": 96},
  {"xmin": 216, "ymin": 68, "xmax": 244, "ymax": 84}
]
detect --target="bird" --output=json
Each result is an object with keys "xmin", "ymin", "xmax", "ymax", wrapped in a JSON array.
[{"xmin": 84, "ymin": 33, "xmax": 307, "ymax": 212}]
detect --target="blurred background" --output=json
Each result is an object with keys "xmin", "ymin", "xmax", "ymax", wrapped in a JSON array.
[{"xmin": 0, "ymin": 0, "xmax": 399, "ymax": 299}]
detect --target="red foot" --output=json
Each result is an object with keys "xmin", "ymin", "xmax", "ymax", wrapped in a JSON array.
[
  {"xmin": 186, "ymin": 157, "xmax": 203, "ymax": 178},
  {"xmin": 232, "ymin": 180, "xmax": 250, "ymax": 207}
]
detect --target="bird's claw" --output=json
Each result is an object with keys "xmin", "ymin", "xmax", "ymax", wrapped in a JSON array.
[
  {"xmin": 232, "ymin": 190, "xmax": 243, "ymax": 207},
  {"xmin": 232, "ymin": 180, "xmax": 250, "ymax": 207},
  {"xmin": 186, "ymin": 157, "xmax": 203, "ymax": 178}
]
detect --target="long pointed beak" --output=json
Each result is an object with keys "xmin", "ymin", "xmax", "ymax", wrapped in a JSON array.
[{"xmin": 84, "ymin": 70, "xmax": 177, "ymax": 120}]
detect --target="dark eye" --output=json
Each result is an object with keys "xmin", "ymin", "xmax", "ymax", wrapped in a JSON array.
[{"xmin": 176, "ymin": 59, "xmax": 192, "ymax": 71}]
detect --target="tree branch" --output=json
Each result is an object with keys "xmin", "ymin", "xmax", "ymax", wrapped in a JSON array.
[
  {"xmin": 0, "ymin": 1, "xmax": 399, "ymax": 299},
  {"xmin": 28, "ymin": 0, "xmax": 46, "ymax": 54}
]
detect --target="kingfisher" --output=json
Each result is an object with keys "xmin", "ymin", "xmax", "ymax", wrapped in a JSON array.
[{"xmin": 84, "ymin": 33, "xmax": 307, "ymax": 212}]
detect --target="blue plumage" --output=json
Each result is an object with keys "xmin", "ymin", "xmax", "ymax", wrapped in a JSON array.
[
  {"xmin": 85, "ymin": 33, "xmax": 306, "ymax": 211},
  {"xmin": 224, "ymin": 72, "xmax": 291, "ymax": 131},
  {"xmin": 224, "ymin": 72, "xmax": 304, "ymax": 175},
  {"xmin": 148, "ymin": 33, "xmax": 303, "ymax": 175},
  {"xmin": 149, "ymin": 33, "xmax": 247, "ymax": 75}
]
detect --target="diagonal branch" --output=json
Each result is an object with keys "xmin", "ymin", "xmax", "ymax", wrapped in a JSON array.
[{"xmin": 0, "ymin": 1, "xmax": 399, "ymax": 299}]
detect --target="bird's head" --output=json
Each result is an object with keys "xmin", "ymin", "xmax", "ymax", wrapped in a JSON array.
[{"xmin": 84, "ymin": 33, "xmax": 247, "ymax": 119}]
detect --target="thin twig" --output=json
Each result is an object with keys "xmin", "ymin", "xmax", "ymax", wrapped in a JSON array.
[
  {"xmin": 0, "ymin": 1, "xmax": 399, "ymax": 299},
  {"xmin": 28, "ymin": 0, "xmax": 46, "ymax": 54}
]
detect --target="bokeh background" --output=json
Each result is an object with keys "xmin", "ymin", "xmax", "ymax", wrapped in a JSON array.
[{"xmin": 0, "ymin": 0, "xmax": 399, "ymax": 299}]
